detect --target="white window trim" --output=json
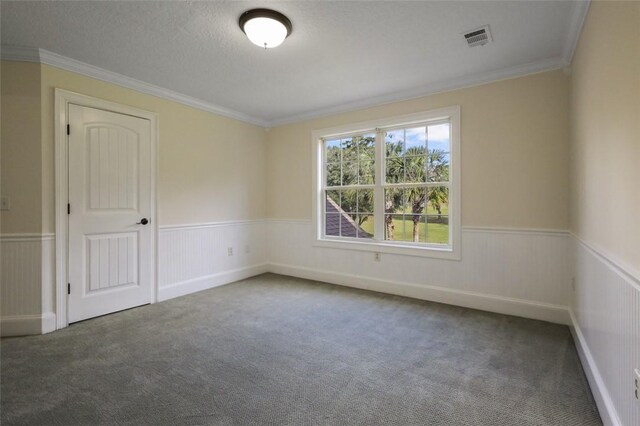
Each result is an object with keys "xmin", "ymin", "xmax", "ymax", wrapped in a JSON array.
[{"xmin": 311, "ymin": 106, "xmax": 461, "ymax": 260}]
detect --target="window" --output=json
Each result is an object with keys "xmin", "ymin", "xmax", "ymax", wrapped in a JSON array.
[
  {"xmin": 313, "ymin": 107, "xmax": 460, "ymax": 259},
  {"xmin": 324, "ymin": 133, "xmax": 376, "ymax": 240}
]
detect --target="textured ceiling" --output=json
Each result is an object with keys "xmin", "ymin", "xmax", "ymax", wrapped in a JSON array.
[{"xmin": 1, "ymin": 1, "xmax": 586, "ymax": 125}]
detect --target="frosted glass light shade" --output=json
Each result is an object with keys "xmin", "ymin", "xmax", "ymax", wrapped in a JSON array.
[
  {"xmin": 244, "ymin": 17, "xmax": 288, "ymax": 48},
  {"xmin": 239, "ymin": 9, "xmax": 292, "ymax": 49}
]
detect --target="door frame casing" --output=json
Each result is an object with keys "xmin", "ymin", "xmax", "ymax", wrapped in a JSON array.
[{"xmin": 54, "ymin": 89, "xmax": 159, "ymax": 330}]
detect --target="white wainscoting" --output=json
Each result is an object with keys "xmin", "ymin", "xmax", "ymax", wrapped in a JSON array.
[
  {"xmin": 267, "ymin": 220, "xmax": 571, "ymax": 324},
  {"xmin": 0, "ymin": 222, "xmax": 575, "ymax": 333},
  {"xmin": 2, "ymin": 221, "xmax": 269, "ymax": 336},
  {"xmin": 4, "ymin": 221, "xmax": 637, "ymax": 426},
  {"xmin": 157, "ymin": 220, "xmax": 268, "ymax": 301},
  {"xmin": 1, "ymin": 234, "xmax": 56, "ymax": 336},
  {"xmin": 570, "ymin": 235, "xmax": 640, "ymax": 426}
]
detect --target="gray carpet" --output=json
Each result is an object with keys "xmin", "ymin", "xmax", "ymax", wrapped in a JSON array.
[{"xmin": 1, "ymin": 273, "xmax": 601, "ymax": 425}]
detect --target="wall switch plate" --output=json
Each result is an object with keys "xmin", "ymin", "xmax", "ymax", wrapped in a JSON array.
[
  {"xmin": 374, "ymin": 252, "xmax": 381, "ymax": 262},
  {"xmin": 0, "ymin": 197, "xmax": 9, "ymax": 211}
]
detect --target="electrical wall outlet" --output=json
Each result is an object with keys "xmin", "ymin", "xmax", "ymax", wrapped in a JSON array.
[
  {"xmin": 0, "ymin": 197, "xmax": 9, "ymax": 211},
  {"xmin": 374, "ymin": 252, "xmax": 381, "ymax": 262},
  {"xmin": 227, "ymin": 247, "xmax": 233, "ymax": 256},
  {"xmin": 634, "ymin": 369, "xmax": 640, "ymax": 400}
]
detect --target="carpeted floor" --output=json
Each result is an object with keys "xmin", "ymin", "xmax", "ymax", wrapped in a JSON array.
[{"xmin": 1, "ymin": 273, "xmax": 601, "ymax": 425}]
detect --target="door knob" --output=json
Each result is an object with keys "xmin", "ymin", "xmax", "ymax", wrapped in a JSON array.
[{"xmin": 136, "ymin": 218, "xmax": 149, "ymax": 225}]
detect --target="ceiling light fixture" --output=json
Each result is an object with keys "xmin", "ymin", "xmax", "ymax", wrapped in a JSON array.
[{"xmin": 239, "ymin": 8, "xmax": 292, "ymax": 49}]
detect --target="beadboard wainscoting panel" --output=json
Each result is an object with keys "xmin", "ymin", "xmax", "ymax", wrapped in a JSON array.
[
  {"xmin": 1, "ymin": 234, "xmax": 56, "ymax": 336},
  {"xmin": 570, "ymin": 236, "xmax": 640, "ymax": 426},
  {"xmin": 40, "ymin": 235, "xmax": 56, "ymax": 333},
  {"xmin": 157, "ymin": 221, "xmax": 268, "ymax": 301},
  {"xmin": 267, "ymin": 220, "xmax": 571, "ymax": 324}
]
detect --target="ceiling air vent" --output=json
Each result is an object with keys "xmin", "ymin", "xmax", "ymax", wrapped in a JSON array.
[{"xmin": 463, "ymin": 25, "xmax": 492, "ymax": 47}]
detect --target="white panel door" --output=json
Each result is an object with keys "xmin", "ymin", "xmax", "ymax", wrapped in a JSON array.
[{"xmin": 67, "ymin": 104, "xmax": 152, "ymax": 323}]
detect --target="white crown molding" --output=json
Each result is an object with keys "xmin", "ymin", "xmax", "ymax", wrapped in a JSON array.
[
  {"xmin": 0, "ymin": 45, "xmax": 41, "ymax": 63},
  {"xmin": 0, "ymin": 45, "xmax": 270, "ymax": 127},
  {"xmin": 2, "ymin": 35, "xmax": 583, "ymax": 129},
  {"xmin": 563, "ymin": 0, "xmax": 591, "ymax": 65},
  {"xmin": 267, "ymin": 56, "xmax": 568, "ymax": 127}
]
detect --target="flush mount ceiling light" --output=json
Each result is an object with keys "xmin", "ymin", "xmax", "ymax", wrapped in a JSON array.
[{"xmin": 239, "ymin": 8, "xmax": 292, "ymax": 49}]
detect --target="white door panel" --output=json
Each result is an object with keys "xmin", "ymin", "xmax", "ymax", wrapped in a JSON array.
[{"xmin": 68, "ymin": 104, "xmax": 152, "ymax": 323}]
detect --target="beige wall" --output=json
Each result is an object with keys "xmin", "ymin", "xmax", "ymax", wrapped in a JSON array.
[
  {"xmin": 267, "ymin": 70, "xmax": 570, "ymax": 230},
  {"xmin": 1, "ymin": 61, "xmax": 43, "ymax": 234},
  {"xmin": 569, "ymin": 0, "xmax": 640, "ymax": 268},
  {"xmin": 0, "ymin": 62, "xmax": 582, "ymax": 234},
  {"xmin": 37, "ymin": 64, "xmax": 268, "ymax": 232}
]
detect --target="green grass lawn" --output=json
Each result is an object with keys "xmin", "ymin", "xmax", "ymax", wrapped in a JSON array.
[
  {"xmin": 360, "ymin": 218, "xmax": 449, "ymax": 244},
  {"xmin": 426, "ymin": 204, "xmax": 448, "ymax": 215}
]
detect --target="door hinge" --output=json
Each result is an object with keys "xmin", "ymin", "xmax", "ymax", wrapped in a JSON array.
[
  {"xmin": 67, "ymin": 283, "xmax": 71, "ymax": 295},
  {"xmin": 67, "ymin": 124, "xmax": 70, "ymax": 135},
  {"xmin": 67, "ymin": 203, "xmax": 71, "ymax": 215}
]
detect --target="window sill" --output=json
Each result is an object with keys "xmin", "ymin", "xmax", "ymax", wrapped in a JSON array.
[{"xmin": 312, "ymin": 238, "xmax": 461, "ymax": 260}]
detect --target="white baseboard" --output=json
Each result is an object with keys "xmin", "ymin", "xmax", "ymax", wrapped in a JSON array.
[
  {"xmin": 568, "ymin": 308, "xmax": 621, "ymax": 426},
  {"xmin": 269, "ymin": 262, "xmax": 570, "ymax": 325},
  {"xmin": 41, "ymin": 312, "xmax": 57, "ymax": 334},
  {"xmin": 1, "ymin": 312, "xmax": 56, "ymax": 337},
  {"xmin": 157, "ymin": 263, "xmax": 269, "ymax": 302}
]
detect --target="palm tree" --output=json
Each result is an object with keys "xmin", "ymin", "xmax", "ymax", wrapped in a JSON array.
[
  {"xmin": 333, "ymin": 135, "xmax": 450, "ymax": 241},
  {"xmin": 393, "ymin": 147, "xmax": 450, "ymax": 241},
  {"xmin": 384, "ymin": 141, "xmax": 403, "ymax": 240},
  {"xmin": 404, "ymin": 147, "xmax": 427, "ymax": 242},
  {"xmin": 427, "ymin": 149, "xmax": 449, "ymax": 219},
  {"xmin": 356, "ymin": 188, "xmax": 373, "ymax": 226}
]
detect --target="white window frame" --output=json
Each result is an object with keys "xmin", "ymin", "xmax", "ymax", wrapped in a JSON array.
[{"xmin": 312, "ymin": 106, "xmax": 461, "ymax": 260}]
